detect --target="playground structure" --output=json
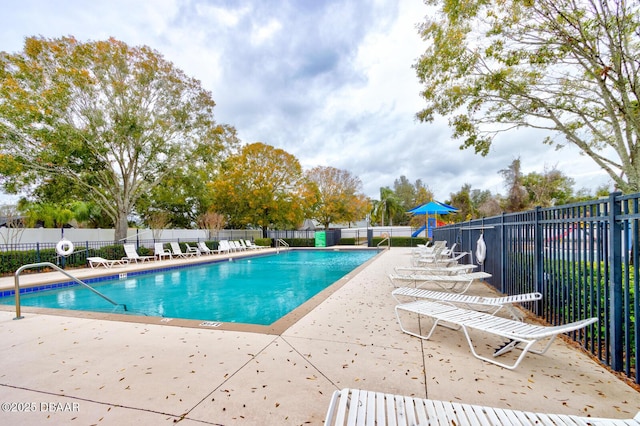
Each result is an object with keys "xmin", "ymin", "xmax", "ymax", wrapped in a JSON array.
[{"xmin": 411, "ymin": 218, "xmax": 448, "ymax": 238}]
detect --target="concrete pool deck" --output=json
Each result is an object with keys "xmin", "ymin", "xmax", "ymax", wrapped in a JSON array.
[{"xmin": 0, "ymin": 247, "xmax": 638, "ymax": 425}]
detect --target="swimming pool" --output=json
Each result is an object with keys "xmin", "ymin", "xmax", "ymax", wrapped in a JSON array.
[{"xmin": 2, "ymin": 249, "xmax": 378, "ymax": 325}]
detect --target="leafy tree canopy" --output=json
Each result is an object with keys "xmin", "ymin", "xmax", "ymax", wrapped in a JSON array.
[
  {"xmin": 521, "ymin": 167, "xmax": 575, "ymax": 207},
  {"xmin": 447, "ymin": 158, "xmax": 586, "ymax": 218},
  {"xmin": 393, "ymin": 176, "xmax": 434, "ymax": 226},
  {"xmin": 208, "ymin": 142, "xmax": 314, "ymax": 236},
  {"xmin": 499, "ymin": 158, "xmax": 529, "ymax": 212},
  {"xmin": 415, "ymin": 0, "xmax": 640, "ymax": 193},
  {"xmin": 447, "ymin": 183, "xmax": 475, "ymax": 222},
  {"xmin": 306, "ymin": 166, "xmax": 369, "ymax": 229},
  {"xmin": 0, "ymin": 36, "xmax": 238, "ymax": 240}
]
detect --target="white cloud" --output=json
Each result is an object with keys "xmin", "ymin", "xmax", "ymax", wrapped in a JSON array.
[
  {"xmin": 250, "ymin": 18, "xmax": 282, "ymax": 46},
  {"xmin": 0, "ymin": 0, "xmax": 615, "ymax": 207},
  {"xmin": 194, "ymin": 4, "xmax": 249, "ymax": 28}
]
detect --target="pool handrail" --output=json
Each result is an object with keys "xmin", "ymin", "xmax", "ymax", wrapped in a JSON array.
[
  {"xmin": 377, "ymin": 236, "xmax": 390, "ymax": 250},
  {"xmin": 13, "ymin": 262, "xmax": 127, "ymax": 320},
  {"xmin": 276, "ymin": 239, "xmax": 289, "ymax": 253}
]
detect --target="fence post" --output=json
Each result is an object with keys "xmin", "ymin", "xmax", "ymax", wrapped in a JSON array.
[
  {"xmin": 534, "ymin": 206, "xmax": 544, "ymax": 316},
  {"xmin": 500, "ymin": 213, "xmax": 506, "ymax": 294},
  {"xmin": 608, "ymin": 192, "xmax": 623, "ymax": 372},
  {"xmin": 60, "ymin": 228, "xmax": 65, "ymax": 268}
]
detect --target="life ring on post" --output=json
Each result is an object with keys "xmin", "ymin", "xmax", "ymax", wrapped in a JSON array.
[{"xmin": 56, "ymin": 239, "xmax": 74, "ymax": 256}]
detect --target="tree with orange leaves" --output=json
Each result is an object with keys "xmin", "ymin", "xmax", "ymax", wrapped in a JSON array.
[
  {"xmin": 208, "ymin": 142, "xmax": 315, "ymax": 236},
  {"xmin": 306, "ymin": 166, "xmax": 370, "ymax": 229}
]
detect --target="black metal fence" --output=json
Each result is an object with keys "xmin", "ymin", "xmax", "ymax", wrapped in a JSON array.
[
  {"xmin": 0, "ymin": 230, "xmax": 354, "ymax": 275},
  {"xmin": 0, "ymin": 234, "xmax": 261, "ymax": 275},
  {"xmin": 433, "ymin": 192, "xmax": 638, "ymax": 384}
]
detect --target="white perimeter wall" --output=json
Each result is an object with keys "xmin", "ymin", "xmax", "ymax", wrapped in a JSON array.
[
  {"xmin": 0, "ymin": 228, "xmax": 257, "ymax": 247},
  {"xmin": 0, "ymin": 226, "xmax": 417, "ymax": 247}
]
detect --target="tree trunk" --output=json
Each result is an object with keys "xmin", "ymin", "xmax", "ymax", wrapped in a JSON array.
[{"xmin": 114, "ymin": 211, "xmax": 128, "ymax": 242}]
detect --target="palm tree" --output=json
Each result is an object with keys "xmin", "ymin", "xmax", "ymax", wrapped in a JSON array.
[
  {"xmin": 20, "ymin": 202, "xmax": 74, "ymax": 228},
  {"xmin": 371, "ymin": 187, "xmax": 403, "ymax": 226}
]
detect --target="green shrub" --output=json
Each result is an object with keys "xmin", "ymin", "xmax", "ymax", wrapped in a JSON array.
[
  {"xmin": 0, "ymin": 247, "xmax": 88, "ymax": 275},
  {"xmin": 88, "ymin": 244, "xmax": 125, "ymax": 260},
  {"xmin": 279, "ymin": 238, "xmax": 314, "ymax": 247},
  {"xmin": 371, "ymin": 237, "xmax": 428, "ymax": 247},
  {"xmin": 254, "ymin": 238, "xmax": 272, "ymax": 247},
  {"xmin": 339, "ymin": 238, "xmax": 357, "ymax": 245}
]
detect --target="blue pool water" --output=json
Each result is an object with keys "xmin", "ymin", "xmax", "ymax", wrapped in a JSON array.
[{"xmin": 2, "ymin": 249, "xmax": 377, "ymax": 325}]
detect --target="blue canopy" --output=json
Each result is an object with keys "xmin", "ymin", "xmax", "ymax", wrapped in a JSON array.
[
  {"xmin": 408, "ymin": 201, "xmax": 458, "ymax": 238},
  {"xmin": 408, "ymin": 201, "xmax": 458, "ymax": 215}
]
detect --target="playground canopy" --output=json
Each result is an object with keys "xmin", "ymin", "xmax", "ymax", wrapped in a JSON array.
[
  {"xmin": 408, "ymin": 201, "xmax": 459, "ymax": 238},
  {"xmin": 408, "ymin": 201, "xmax": 459, "ymax": 215}
]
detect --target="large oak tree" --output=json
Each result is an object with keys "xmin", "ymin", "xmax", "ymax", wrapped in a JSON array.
[
  {"xmin": 209, "ymin": 142, "xmax": 314, "ymax": 236},
  {"xmin": 0, "ymin": 36, "xmax": 237, "ymax": 240},
  {"xmin": 306, "ymin": 166, "xmax": 369, "ymax": 229}
]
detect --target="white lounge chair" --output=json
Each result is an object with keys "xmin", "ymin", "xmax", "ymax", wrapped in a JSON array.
[
  {"xmin": 87, "ymin": 256, "xmax": 129, "ymax": 268},
  {"xmin": 412, "ymin": 241, "xmax": 455, "ymax": 258},
  {"xmin": 439, "ymin": 242, "xmax": 458, "ymax": 257},
  {"xmin": 154, "ymin": 243, "xmax": 172, "ymax": 260},
  {"xmin": 197, "ymin": 241, "xmax": 214, "ymax": 255},
  {"xmin": 395, "ymin": 300, "xmax": 598, "ymax": 369},
  {"xmin": 395, "ymin": 264, "xmax": 478, "ymax": 275},
  {"xmin": 324, "ymin": 388, "xmax": 640, "ymax": 426},
  {"xmin": 411, "ymin": 240, "xmax": 446, "ymax": 255},
  {"xmin": 184, "ymin": 243, "xmax": 201, "ymax": 256},
  {"xmin": 392, "ymin": 287, "xmax": 542, "ymax": 320},
  {"xmin": 411, "ymin": 246, "xmax": 445, "ymax": 261},
  {"xmin": 388, "ymin": 271, "xmax": 492, "ymax": 293},
  {"xmin": 246, "ymin": 239, "xmax": 268, "ymax": 249},
  {"xmin": 122, "ymin": 244, "xmax": 155, "ymax": 263},
  {"xmin": 414, "ymin": 251, "xmax": 469, "ymax": 267},
  {"xmin": 217, "ymin": 240, "xmax": 232, "ymax": 254},
  {"xmin": 170, "ymin": 242, "xmax": 197, "ymax": 258}
]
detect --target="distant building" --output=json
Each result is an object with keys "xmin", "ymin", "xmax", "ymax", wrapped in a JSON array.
[{"xmin": 0, "ymin": 216, "xmax": 26, "ymax": 228}]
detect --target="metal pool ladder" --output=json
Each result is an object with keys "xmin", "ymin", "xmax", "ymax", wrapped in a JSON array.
[
  {"xmin": 377, "ymin": 235, "xmax": 391, "ymax": 250},
  {"xmin": 13, "ymin": 262, "xmax": 128, "ymax": 320},
  {"xmin": 275, "ymin": 238, "xmax": 290, "ymax": 253}
]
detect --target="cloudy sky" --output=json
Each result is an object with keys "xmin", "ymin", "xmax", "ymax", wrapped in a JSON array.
[{"xmin": 2, "ymin": 0, "xmax": 612, "ymax": 203}]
